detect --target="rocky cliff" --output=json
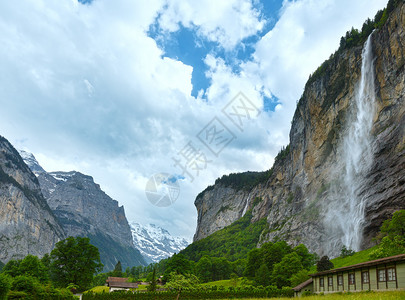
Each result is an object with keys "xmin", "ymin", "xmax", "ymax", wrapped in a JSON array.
[
  {"xmin": 194, "ymin": 2, "xmax": 405, "ymax": 257},
  {"xmin": 20, "ymin": 152, "xmax": 146, "ymax": 269},
  {"xmin": 38, "ymin": 171, "xmax": 146, "ymax": 270},
  {"xmin": 0, "ymin": 136, "xmax": 64, "ymax": 263}
]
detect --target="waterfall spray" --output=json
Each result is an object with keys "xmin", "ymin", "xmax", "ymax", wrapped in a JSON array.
[{"xmin": 325, "ymin": 33, "xmax": 376, "ymax": 252}]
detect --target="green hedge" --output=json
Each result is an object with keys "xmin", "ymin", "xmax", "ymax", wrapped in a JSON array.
[{"xmin": 82, "ymin": 286, "xmax": 294, "ymax": 299}]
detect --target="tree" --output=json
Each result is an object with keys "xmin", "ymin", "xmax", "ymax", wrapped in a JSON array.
[
  {"xmin": 316, "ymin": 256, "xmax": 334, "ymax": 272},
  {"xmin": 340, "ymin": 245, "xmax": 355, "ymax": 258},
  {"xmin": 0, "ymin": 273, "xmax": 11, "ymax": 300},
  {"xmin": 262, "ymin": 241, "xmax": 292, "ymax": 272},
  {"xmin": 147, "ymin": 268, "xmax": 157, "ymax": 292},
  {"xmin": 380, "ymin": 210, "xmax": 405, "ymax": 238},
  {"xmin": 293, "ymin": 244, "xmax": 316, "ymax": 270},
  {"xmin": 112, "ymin": 261, "xmax": 122, "ymax": 277},
  {"xmin": 370, "ymin": 210, "xmax": 405, "ymax": 259},
  {"xmin": 211, "ymin": 257, "xmax": 231, "ymax": 281},
  {"xmin": 244, "ymin": 248, "xmax": 262, "ymax": 277},
  {"xmin": 165, "ymin": 272, "xmax": 199, "ymax": 299},
  {"xmin": 290, "ymin": 270, "xmax": 310, "ymax": 288},
  {"xmin": 163, "ymin": 254, "xmax": 192, "ymax": 280},
  {"xmin": 2, "ymin": 260, "xmax": 21, "ymax": 278},
  {"xmin": 272, "ymin": 252, "xmax": 304, "ymax": 288},
  {"xmin": 195, "ymin": 256, "xmax": 212, "ymax": 282},
  {"xmin": 17, "ymin": 255, "xmax": 49, "ymax": 283},
  {"xmin": 370, "ymin": 236, "xmax": 405, "ymax": 259},
  {"xmin": 255, "ymin": 264, "xmax": 271, "ymax": 287},
  {"xmin": 50, "ymin": 236, "xmax": 103, "ymax": 291}
]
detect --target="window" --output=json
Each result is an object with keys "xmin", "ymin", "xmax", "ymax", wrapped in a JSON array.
[
  {"xmin": 319, "ymin": 277, "xmax": 324, "ymax": 287},
  {"xmin": 378, "ymin": 269, "xmax": 386, "ymax": 282},
  {"xmin": 328, "ymin": 276, "xmax": 333, "ymax": 287},
  {"xmin": 362, "ymin": 271, "xmax": 370, "ymax": 284},
  {"xmin": 338, "ymin": 275, "xmax": 343, "ymax": 286},
  {"xmin": 348, "ymin": 273, "xmax": 355, "ymax": 285},
  {"xmin": 387, "ymin": 268, "xmax": 396, "ymax": 281}
]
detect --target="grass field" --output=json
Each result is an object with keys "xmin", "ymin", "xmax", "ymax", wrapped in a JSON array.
[
  {"xmin": 85, "ymin": 286, "xmax": 109, "ymax": 293},
  {"xmin": 201, "ymin": 279, "xmax": 239, "ymax": 287},
  {"xmin": 239, "ymin": 291, "xmax": 405, "ymax": 299},
  {"xmin": 309, "ymin": 246, "xmax": 378, "ymax": 273}
]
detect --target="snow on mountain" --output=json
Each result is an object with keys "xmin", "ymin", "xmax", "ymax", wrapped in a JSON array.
[
  {"xmin": 18, "ymin": 150, "xmax": 46, "ymax": 174},
  {"xmin": 131, "ymin": 222, "xmax": 189, "ymax": 263}
]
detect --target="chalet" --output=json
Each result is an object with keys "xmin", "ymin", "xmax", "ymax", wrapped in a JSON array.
[
  {"xmin": 106, "ymin": 277, "xmax": 138, "ymax": 292},
  {"xmin": 293, "ymin": 254, "xmax": 405, "ymax": 297}
]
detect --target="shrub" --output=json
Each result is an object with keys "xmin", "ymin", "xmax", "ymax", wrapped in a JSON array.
[
  {"xmin": 10, "ymin": 276, "xmax": 40, "ymax": 295},
  {"xmin": 6, "ymin": 291, "xmax": 30, "ymax": 300}
]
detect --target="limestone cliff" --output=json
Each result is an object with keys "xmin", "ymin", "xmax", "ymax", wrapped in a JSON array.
[
  {"xmin": 0, "ymin": 136, "xmax": 64, "ymax": 263},
  {"xmin": 194, "ymin": 3, "xmax": 405, "ymax": 257}
]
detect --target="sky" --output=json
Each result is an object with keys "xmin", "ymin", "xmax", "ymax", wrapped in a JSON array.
[{"xmin": 0, "ymin": 0, "xmax": 387, "ymax": 241}]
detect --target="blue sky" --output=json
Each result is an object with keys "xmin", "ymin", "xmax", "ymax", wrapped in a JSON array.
[
  {"xmin": 148, "ymin": 0, "xmax": 283, "ymax": 111},
  {"xmin": 0, "ymin": 0, "xmax": 387, "ymax": 240}
]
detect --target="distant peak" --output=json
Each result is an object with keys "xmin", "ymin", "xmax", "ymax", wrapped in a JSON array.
[{"xmin": 18, "ymin": 149, "xmax": 46, "ymax": 174}]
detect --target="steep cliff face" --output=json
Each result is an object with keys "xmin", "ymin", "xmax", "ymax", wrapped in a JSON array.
[
  {"xmin": 36, "ymin": 170, "xmax": 146, "ymax": 269},
  {"xmin": 194, "ymin": 3, "xmax": 405, "ymax": 257},
  {"xmin": 0, "ymin": 136, "xmax": 64, "ymax": 263}
]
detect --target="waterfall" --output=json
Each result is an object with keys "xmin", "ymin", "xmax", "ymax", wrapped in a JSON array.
[
  {"xmin": 242, "ymin": 193, "xmax": 252, "ymax": 216},
  {"xmin": 325, "ymin": 33, "xmax": 376, "ymax": 252}
]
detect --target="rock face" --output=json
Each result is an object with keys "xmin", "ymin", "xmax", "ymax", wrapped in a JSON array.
[
  {"xmin": 194, "ymin": 4, "xmax": 405, "ymax": 257},
  {"xmin": 19, "ymin": 151, "xmax": 146, "ymax": 270},
  {"xmin": 37, "ymin": 171, "xmax": 146, "ymax": 270},
  {"xmin": 131, "ymin": 223, "xmax": 189, "ymax": 263},
  {"xmin": 0, "ymin": 136, "xmax": 64, "ymax": 263}
]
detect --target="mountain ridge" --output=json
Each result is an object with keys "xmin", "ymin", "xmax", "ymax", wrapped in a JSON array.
[
  {"xmin": 131, "ymin": 222, "xmax": 189, "ymax": 263},
  {"xmin": 19, "ymin": 150, "xmax": 147, "ymax": 270}
]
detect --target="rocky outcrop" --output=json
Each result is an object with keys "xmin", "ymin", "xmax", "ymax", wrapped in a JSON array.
[
  {"xmin": 0, "ymin": 136, "xmax": 64, "ymax": 263},
  {"xmin": 193, "ymin": 3, "xmax": 405, "ymax": 257}
]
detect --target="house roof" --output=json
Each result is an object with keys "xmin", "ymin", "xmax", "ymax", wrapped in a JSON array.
[
  {"xmin": 106, "ymin": 277, "xmax": 138, "ymax": 288},
  {"xmin": 292, "ymin": 278, "xmax": 313, "ymax": 291},
  {"xmin": 310, "ymin": 254, "xmax": 405, "ymax": 277}
]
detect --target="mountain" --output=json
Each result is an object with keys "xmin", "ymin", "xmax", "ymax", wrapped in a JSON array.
[
  {"xmin": 19, "ymin": 152, "xmax": 146, "ymax": 270},
  {"xmin": 0, "ymin": 136, "xmax": 65, "ymax": 263},
  {"xmin": 193, "ymin": 2, "xmax": 405, "ymax": 258},
  {"xmin": 18, "ymin": 150, "xmax": 46, "ymax": 174},
  {"xmin": 131, "ymin": 222, "xmax": 189, "ymax": 263}
]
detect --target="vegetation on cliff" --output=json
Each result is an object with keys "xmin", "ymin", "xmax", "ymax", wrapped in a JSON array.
[
  {"xmin": 180, "ymin": 210, "xmax": 266, "ymax": 262},
  {"xmin": 305, "ymin": 0, "xmax": 404, "ymax": 89}
]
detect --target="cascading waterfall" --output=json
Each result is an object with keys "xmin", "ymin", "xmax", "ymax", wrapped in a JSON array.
[
  {"xmin": 242, "ymin": 193, "xmax": 252, "ymax": 216},
  {"xmin": 325, "ymin": 33, "xmax": 376, "ymax": 252}
]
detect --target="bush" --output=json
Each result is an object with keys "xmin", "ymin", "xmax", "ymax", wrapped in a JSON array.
[
  {"xmin": 6, "ymin": 291, "xmax": 30, "ymax": 300},
  {"xmin": 0, "ymin": 273, "xmax": 11, "ymax": 300},
  {"xmin": 11, "ymin": 276, "xmax": 41, "ymax": 295}
]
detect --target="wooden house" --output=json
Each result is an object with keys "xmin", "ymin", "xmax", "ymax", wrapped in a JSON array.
[
  {"xmin": 106, "ymin": 277, "xmax": 138, "ymax": 292},
  {"xmin": 293, "ymin": 254, "xmax": 405, "ymax": 296}
]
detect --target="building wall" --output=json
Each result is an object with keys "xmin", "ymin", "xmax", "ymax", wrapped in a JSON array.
[{"xmin": 312, "ymin": 261, "xmax": 405, "ymax": 294}]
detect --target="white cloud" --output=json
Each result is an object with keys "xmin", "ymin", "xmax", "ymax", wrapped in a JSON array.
[{"xmin": 157, "ymin": 0, "xmax": 266, "ymax": 50}]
